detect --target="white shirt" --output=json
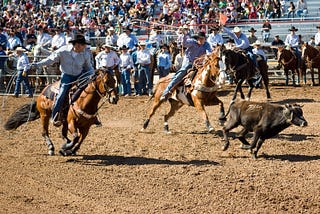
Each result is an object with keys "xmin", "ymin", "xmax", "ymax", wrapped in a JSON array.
[
  {"xmin": 119, "ymin": 52, "xmax": 134, "ymax": 69},
  {"xmin": 37, "ymin": 32, "xmax": 52, "ymax": 47},
  {"xmin": 253, "ymin": 48, "xmax": 267, "ymax": 61},
  {"xmin": 207, "ymin": 33, "xmax": 224, "ymax": 48},
  {"xmin": 285, "ymin": 34, "xmax": 299, "ymax": 48},
  {"xmin": 51, "ymin": 33, "xmax": 66, "ymax": 50},
  {"xmin": 136, "ymin": 48, "xmax": 151, "ymax": 65},
  {"xmin": 95, "ymin": 50, "xmax": 120, "ymax": 69},
  {"xmin": 315, "ymin": 32, "xmax": 320, "ymax": 45},
  {"xmin": 16, "ymin": 52, "xmax": 30, "ymax": 71}
]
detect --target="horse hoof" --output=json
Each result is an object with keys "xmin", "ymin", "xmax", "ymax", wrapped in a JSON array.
[
  {"xmin": 208, "ymin": 127, "xmax": 215, "ymax": 133},
  {"xmin": 48, "ymin": 150, "xmax": 54, "ymax": 156},
  {"xmin": 59, "ymin": 149, "xmax": 73, "ymax": 156},
  {"xmin": 140, "ymin": 128, "xmax": 145, "ymax": 132},
  {"xmin": 165, "ymin": 131, "xmax": 172, "ymax": 134},
  {"xmin": 222, "ymin": 144, "xmax": 229, "ymax": 151},
  {"xmin": 240, "ymin": 144, "xmax": 251, "ymax": 150}
]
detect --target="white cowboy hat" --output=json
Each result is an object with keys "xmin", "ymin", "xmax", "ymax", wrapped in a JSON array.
[
  {"xmin": 253, "ymin": 40, "xmax": 262, "ymax": 46},
  {"xmin": 138, "ymin": 41, "xmax": 147, "ymax": 46},
  {"xmin": 107, "ymin": 27, "xmax": 115, "ymax": 32},
  {"xmin": 233, "ymin": 26, "xmax": 241, "ymax": 33},
  {"xmin": 15, "ymin": 47, "xmax": 26, "ymax": 52}
]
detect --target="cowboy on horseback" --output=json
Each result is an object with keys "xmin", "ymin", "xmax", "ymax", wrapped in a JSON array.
[
  {"xmin": 222, "ymin": 26, "xmax": 262, "ymax": 86},
  {"xmin": 31, "ymin": 34, "xmax": 95, "ymax": 127},
  {"xmin": 284, "ymin": 26, "xmax": 302, "ymax": 67},
  {"xmin": 160, "ymin": 31, "xmax": 212, "ymax": 101}
]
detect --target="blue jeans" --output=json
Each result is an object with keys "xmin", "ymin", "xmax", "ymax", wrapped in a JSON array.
[
  {"xmin": 158, "ymin": 66, "xmax": 170, "ymax": 78},
  {"xmin": 52, "ymin": 73, "xmax": 80, "ymax": 119},
  {"xmin": 120, "ymin": 68, "xmax": 131, "ymax": 95},
  {"xmin": 14, "ymin": 70, "xmax": 33, "ymax": 96},
  {"xmin": 162, "ymin": 60, "xmax": 192, "ymax": 96},
  {"xmin": 137, "ymin": 64, "xmax": 152, "ymax": 95}
]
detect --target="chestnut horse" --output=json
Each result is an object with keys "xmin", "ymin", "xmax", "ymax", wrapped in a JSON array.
[
  {"xmin": 301, "ymin": 43, "xmax": 320, "ymax": 86},
  {"xmin": 4, "ymin": 69, "xmax": 118, "ymax": 156},
  {"xmin": 221, "ymin": 48, "xmax": 271, "ymax": 101},
  {"xmin": 141, "ymin": 52, "xmax": 226, "ymax": 133},
  {"xmin": 277, "ymin": 46, "xmax": 306, "ymax": 86}
]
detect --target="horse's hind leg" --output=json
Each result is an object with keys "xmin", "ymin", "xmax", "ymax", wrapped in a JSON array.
[
  {"xmin": 141, "ymin": 96, "xmax": 163, "ymax": 131},
  {"xmin": 164, "ymin": 100, "xmax": 183, "ymax": 133},
  {"xmin": 40, "ymin": 115, "xmax": 55, "ymax": 155}
]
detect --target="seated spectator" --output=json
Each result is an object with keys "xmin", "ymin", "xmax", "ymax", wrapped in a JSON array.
[
  {"xmin": 295, "ymin": 0, "xmax": 308, "ymax": 18},
  {"xmin": 287, "ymin": 1, "xmax": 295, "ymax": 18}
]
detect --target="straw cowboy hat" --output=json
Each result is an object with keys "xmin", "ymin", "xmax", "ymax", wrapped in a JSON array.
[
  {"xmin": 15, "ymin": 46, "xmax": 26, "ymax": 52},
  {"xmin": 138, "ymin": 41, "xmax": 147, "ymax": 46},
  {"xmin": 248, "ymin": 27, "xmax": 257, "ymax": 33},
  {"xmin": 102, "ymin": 43, "xmax": 116, "ymax": 49},
  {"xmin": 233, "ymin": 26, "xmax": 242, "ymax": 33},
  {"xmin": 289, "ymin": 26, "xmax": 298, "ymax": 31},
  {"xmin": 107, "ymin": 27, "xmax": 115, "ymax": 32},
  {"xmin": 69, "ymin": 34, "xmax": 90, "ymax": 44}
]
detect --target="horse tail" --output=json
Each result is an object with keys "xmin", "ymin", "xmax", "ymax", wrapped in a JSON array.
[{"xmin": 4, "ymin": 101, "xmax": 40, "ymax": 130}]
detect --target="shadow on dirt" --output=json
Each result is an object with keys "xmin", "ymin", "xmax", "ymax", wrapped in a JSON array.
[
  {"xmin": 67, "ymin": 155, "xmax": 220, "ymax": 166},
  {"xmin": 272, "ymin": 98, "xmax": 316, "ymax": 104},
  {"xmin": 262, "ymin": 154, "xmax": 320, "ymax": 162}
]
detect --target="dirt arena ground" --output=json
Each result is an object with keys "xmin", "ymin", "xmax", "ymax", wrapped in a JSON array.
[{"xmin": 0, "ymin": 83, "xmax": 319, "ymax": 213}]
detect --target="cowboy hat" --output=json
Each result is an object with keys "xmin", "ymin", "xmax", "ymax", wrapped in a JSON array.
[
  {"xmin": 253, "ymin": 40, "xmax": 262, "ymax": 46},
  {"xmin": 15, "ymin": 46, "xmax": 26, "ymax": 52},
  {"xmin": 102, "ymin": 43, "xmax": 116, "ymax": 49},
  {"xmin": 193, "ymin": 32, "xmax": 206, "ymax": 39},
  {"xmin": 316, "ymin": 25, "xmax": 320, "ymax": 29},
  {"xmin": 138, "ymin": 41, "xmax": 147, "ymax": 46},
  {"xmin": 289, "ymin": 26, "xmax": 298, "ymax": 31},
  {"xmin": 69, "ymin": 34, "xmax": 90, "ymax": 44},
  {"xmin": 248, "ymin": 27, "xmax": 257, "ymax": 32},
  {"xmin": 120, "ymin": 45, "xmax": 129, "ymax": 50},
  {"xmin": 233, "ymin": 26, "xmax": 241, "ymax": 33},
  {"xmin": 210, "ymin": 26, "xmax": 219, "ymax": 32},
  {"xmin": 107, "ymin": 27, "xmax": 115, "ymax": 32}
]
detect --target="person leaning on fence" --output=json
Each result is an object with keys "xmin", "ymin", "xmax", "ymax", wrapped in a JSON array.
[
  {"xmin": 12, "ymin": 46, "xmax": 33, "ymax": 98},
  {"xmin": 119, "ymin": 45, "xmax": 134, "ymax": 97},
  {"xmin": 222, "ymin": 26, "xmax": 262, "ymax": 86},
  {"xmin": 160, "ymin": 31, "xmax": 212, "ymax": 101},
  {"xmin": 31, "ymin": 34, "xmax": 94, "ymax": 127}
]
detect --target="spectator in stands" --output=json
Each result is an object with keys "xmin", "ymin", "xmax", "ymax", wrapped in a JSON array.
[
  {"xmin": 105, "ymin": 27, "xmax": 118, "ymax": 47},
  {"xmin": 287, "ymin": 1, "xmax": 295, "ymax": 18},
  {"xmin": 314, "ymin": 25, "xmax": 320, "ymax": 46},
  {"xmin": 117, "ymin": 25, "xmax": 138, "ymax": 53},
  {"xmin": 136, "ymin": 41, "xmax": 152, "ymax": 96},
  {"xmin": 271, "ymin": 35, "xmax": 285, "ymax": 59},
  {"xmin": 223, "ymin": 26, "xmax": 261, "ymax": 86},
  {"xmin": 160, "ymin": 31, "xmax": 212, "ymax": 101},
  {"xmin": 51, "ymin": 27, "xmax": 66, "ymax": 50},
  {"xmin": 12, "ymin": 46, "xmax": 33, "ymax": 98},
  {"xmin": 207, "ymin": 26, "xmax": 224, "ymax": 49},
  {"xmin": 119, "ymin": 45, "xmax": 134, "ymax": 97},
  {"xmin": 261, "ymin": 18, "xmax": 272, "ymax": 42},
  {"xmin": 0, "ymin": 27, "xmax": 8, "ymax": 50},
  {"xmin": 248, "ymin": 27, "xmax": 258, "ymax": 45},
  {"xmin": 295, "ymin": 0, "xmax": 308, "ymax": 19},
  {"xmin": 273, "ymin": 0, "xmax": 282, "ymax": 18},
  {"xmin": 157, "ymin": 44, "xmax": 171, "ymax": 78},
  {"xmin": 7, "ymin": 30, "xmax": 22, "ymax": 51}
]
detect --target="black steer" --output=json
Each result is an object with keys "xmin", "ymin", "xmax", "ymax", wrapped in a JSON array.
[{"xmin": 222, "ymin": 100, "xmax": 308, "ymax": 159}]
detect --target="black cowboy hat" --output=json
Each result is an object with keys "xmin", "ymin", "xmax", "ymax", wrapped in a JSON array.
[
  {"xmin": 316, "ymin": 25, "xmax": 320, "ymax": 29},
  {"xmin": 120, "ymin": 45, "xmax": 129, "ymax": 50},
  {"xmin": 124, "ymin": 25, "xmax": 133, "ymax": 32},
  {"xmin": 210, "ymin": 26, "xmax": 219, "ymax": 32},
  {"xmin": 193, "ymin": 32, "xmax": 206, "ymax": 39},
  {"xmin": 248, "ymin": 27, "xmax": 257, "ymax": 32},
  {"xmin": 69, "ymin": 34, "xmax": 90, "ymax": 45},
  {"xmin": 289, "ymin": 26, "xmax": 298, "ymax": 31}
]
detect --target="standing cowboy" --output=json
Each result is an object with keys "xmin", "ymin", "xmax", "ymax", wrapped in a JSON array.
[
  {"xmin": 12, "ymin": 46, "xmax": 33, "ymax": 98},
  {"xmin": 32, "ymin": 34, "xmax": 94, "ymax": 126}
]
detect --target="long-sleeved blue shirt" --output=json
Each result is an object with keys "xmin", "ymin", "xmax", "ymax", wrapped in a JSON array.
[
  {"xmin": 157, "ymin": 51, "xmax": 171, "ymax": 70},
  {"xmin": 181, "ymin": 34, "xmax": 212, "ymax": 63},
  {"xmin": 36, "ymin": 44, "xmax": 94, "ymax": 77},
  {"xmin": 223, "ymin": 27, "xmax": 250, "ymax": 50}
]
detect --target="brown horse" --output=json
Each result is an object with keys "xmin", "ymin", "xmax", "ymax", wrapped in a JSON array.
[
  {"xmin": 301, "ymin": 43, "xmax": 320, "ymax": 86},
  {"xmin": 221, "ymin": 48, "xmax": 271, "ymax": 100},
  {"xmin": 4, "ymin": 69, "xmax": 118, "ymax": 156},
  {"xmin": 277, "ymin": 46, "xmax": 306, "ymax": 86},
  {"xmin": 141, "ymin": 52, "xmax": 226, "ymax": 133}
]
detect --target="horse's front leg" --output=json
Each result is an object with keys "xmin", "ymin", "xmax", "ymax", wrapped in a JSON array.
[
  {"xmin": 232, "ymin": 79, "xmax": 244, "ymax": 101},
  {"xmin": 193, "ymin": 99, "xmax": 214, "ymax": 133},
  {"xmin": 59, "ymin": 121, "xmax": 79, "ymax": 156},
  {"xmin": 71, "ymin": 127, "xmax": 90, "ymax": 155}
]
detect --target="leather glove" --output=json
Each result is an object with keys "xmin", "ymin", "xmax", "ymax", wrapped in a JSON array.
[{"xmin": 22, "ymin": 71, "xmax": 27, "ymax": 77}]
